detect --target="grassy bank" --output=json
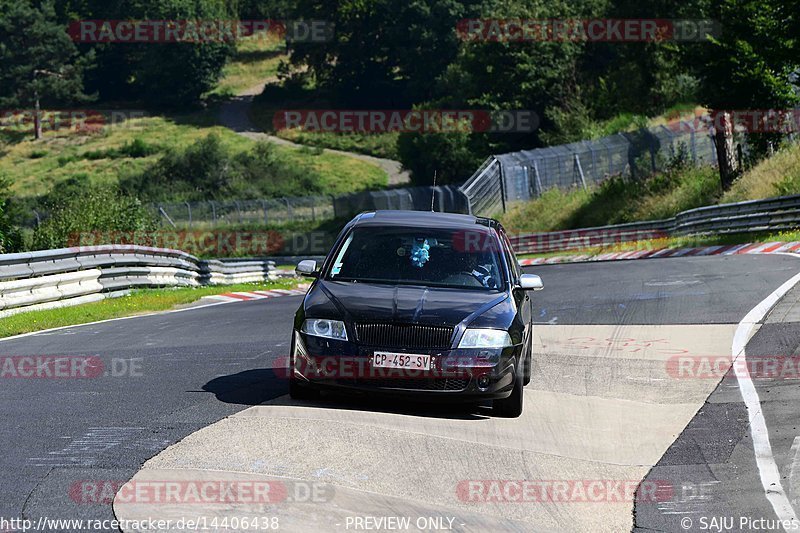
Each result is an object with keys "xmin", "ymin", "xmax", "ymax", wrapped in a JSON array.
[
  {"xmin": 0, "ymin": 279, "xmax": 301, "ymax": 339},
  {"xmin": 275, "ymin": 130, "xmax": 400, "ymax": 160},
  {"xmin": 1, "ymin": 114, "xmax": 387, "ymax": 201},
  {"xmin": 208, "ymin": 33, "xmax": 286, "ymax": 98},
  {"xmin": 503, "ymin": 142, "xmax": 800, "ymax": 234}
]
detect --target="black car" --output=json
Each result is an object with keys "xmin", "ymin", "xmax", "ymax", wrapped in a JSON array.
[{"xmin": 289, "ymin": 211, "xmax": 543, "ymax": 417}]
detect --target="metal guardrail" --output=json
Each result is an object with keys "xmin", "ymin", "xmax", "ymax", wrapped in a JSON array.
[
  {"xmin": 509, "ymin": 194, "xmax": 800, "ymax": 254},
  {"xmin": 0, "ymin": 245, "xmax": 280, "ymax": 317}
]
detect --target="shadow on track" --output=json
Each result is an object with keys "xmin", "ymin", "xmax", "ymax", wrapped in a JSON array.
[
  {"xmin": 204, "ymin": 369, "xmax": 492, "ymax": 420},
  {"xmin": 203, "ymin": 369, "xmax": 287, "ymax": 405}
]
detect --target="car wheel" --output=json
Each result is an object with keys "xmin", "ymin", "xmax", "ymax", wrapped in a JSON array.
[
  {"xmin": 289, "ymin": 377, "xmax": 320, "ymax": 400},
  {"xmin": 494, "ymin": 363, "xmax": 524, "ymax": 418}
]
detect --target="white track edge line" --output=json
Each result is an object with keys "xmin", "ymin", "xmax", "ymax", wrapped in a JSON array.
[
  {"xmin": 733, "ymin": 261, "xmax": 800, "ymax": 529},
  {"xmin": 0, "ymin": 299, "xmax": 235, "ymax": 344}
]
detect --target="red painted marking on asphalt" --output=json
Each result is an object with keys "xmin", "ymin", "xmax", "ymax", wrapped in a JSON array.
[
  {"xmin": 734, "ymin": 244, "xmax": 762, "ymax": 254},
  {"xmin": 713, "ymin": 244, "xmax": 738, "ymax": 255},
  {"xmin": 759, "ymin": 242, "xmax": 785, "ymax": 253},
  {"xmin": 220, "ymin": 293, "xmax": 255, "ymax": 300},
  {"xmin": 723, "ymin": 244, "xmax": 752, "ymax": 255}
]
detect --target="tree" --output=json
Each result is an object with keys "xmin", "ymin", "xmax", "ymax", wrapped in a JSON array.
[
  {"xmin": 289, "ymin": 0, "xmax": 480, "ymax": 107},
  {"xmin": 0, "ymin": 0, "xmax": 93, "ymax": 139},
  {"xmin": 0, "ymin": 175, "xmax": 21, "ymax": 253},
  {"xmin": 694, "ymin": 0, "xmax": 799, "ymax": 188},
  {"xmin": 54, "ymin": 0, "xmax": 235, "ymax": 107}
]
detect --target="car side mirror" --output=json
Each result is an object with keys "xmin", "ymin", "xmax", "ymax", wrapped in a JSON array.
[
  {"xmin": 519, "ymin": 274, "xmax": 543, "ymax": 291},
  {"xmin": 296, "ymin": 260, "xmax": 319, "ymax": 278}
]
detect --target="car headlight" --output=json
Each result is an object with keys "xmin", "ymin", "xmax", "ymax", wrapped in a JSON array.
[
  {"xmin": 301, "ymin": 319, "xmax": 348, "ymax": 341},
  {"xmin": 458, "ymin": 329, "xmax": 513, "ymax": 349}
]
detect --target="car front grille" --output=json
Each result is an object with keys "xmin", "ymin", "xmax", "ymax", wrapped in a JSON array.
[
  {"xmin": 335, "ymin": 378, "xmax": 469, "ymax": 392},
  {"xmin": 355, "ymin": 323, "xmax": 455, "ymax": 349}
]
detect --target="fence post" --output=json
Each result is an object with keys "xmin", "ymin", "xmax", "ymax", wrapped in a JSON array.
[
  {"xmin": 260, "ymin": 200, "xmax": 268, "ymax": 225},
  {"xmin": 209, "ymin": 200, "xmax": 217, "ymax": 226},
  {"xmin": 158, "ymin": 206, "xmax": 177, "ymax": 228},
  {"xmin": 532, "ymin": 160, "xmax": 543, "ymax": 197},
  {"xmin": 283, "ymin": 197, "xmax": 293, "ymax": 221},
  {"xmin": 498, "ymin": 159, "xmax": 507, "ymax": 213},
  {"xmin": 33, "ymin": 209, "xmax": 41, "ymax": 227},
  {"xmin": 184, "ymin": 201, "xmax": 192, "ymax": 228},
  {"xmin": 573, "ymin": 154, "xmax": 587, "ymax": 190},
  {"xmin": 234, "ymin": 201, "xmax": 243, "ymax": 224},
  {"xmin": 523, "ymin": 166, "xmax": 532, "ymax": 199}
]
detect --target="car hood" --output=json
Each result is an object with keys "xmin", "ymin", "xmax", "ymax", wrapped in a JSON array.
[{"xmin": 306, "ymin": 280, "xmax": 508, "ymax": 326}]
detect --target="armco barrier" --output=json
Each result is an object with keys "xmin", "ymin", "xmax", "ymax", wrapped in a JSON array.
[
  {"xmin": 509, "ymin": 194, "xmax": 800, "ymax": 254},
  {"xmin": 0, "ymin": 245, "xmax": 278, "ymax": 317}
]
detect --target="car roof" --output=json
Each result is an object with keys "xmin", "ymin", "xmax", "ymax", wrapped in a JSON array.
[{"xmin": 351, "ymin": 210, "xmax": 499, "ymax": 230}]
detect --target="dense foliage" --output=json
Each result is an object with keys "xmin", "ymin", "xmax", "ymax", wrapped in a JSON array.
[
  {"xmin": 32, "ymin": 178, "xmax": 158, "ymax": 250},
  {"xmin": 119, "ymin": 134, "xmax": 325, "ymax": 201}
]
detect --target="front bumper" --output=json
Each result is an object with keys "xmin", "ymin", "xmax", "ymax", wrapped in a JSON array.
[{"xmin": 291, "ymin": 332, "xmax": 520, "ymax": 401}]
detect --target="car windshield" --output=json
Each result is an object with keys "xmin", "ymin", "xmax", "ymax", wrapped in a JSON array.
[{"xmin": 326, "ymin": 227, "xmax": 505, "ymax": 291}]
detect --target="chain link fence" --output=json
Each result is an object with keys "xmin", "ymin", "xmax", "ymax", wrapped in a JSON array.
[
  {"xmin": 461, "ymin": 120, "xmax": 720, "ymax": 217},
  {"xmin": 151, "ymin": 185, "xmax": 470, "ymax": 228},
  {"xmin": 152, "ymin": 196, "xmax": 336, "ymax": 227}
]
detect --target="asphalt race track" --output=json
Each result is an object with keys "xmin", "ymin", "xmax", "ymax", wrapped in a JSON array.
[{"xmin": 3, "ymin": 254, "xmax": 800, "ymax": 532}]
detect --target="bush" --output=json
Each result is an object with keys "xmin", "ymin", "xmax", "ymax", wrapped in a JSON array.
[
  {"xmin": 32, "ymin": 183, "xmax": 158, "ymax": 250},
  {"xmin": 397, "ymin": 129, "xmax": 484, "ymax": 186},
  {"xmin": 0, "ymin": 175, "xmax": 21, "ymax": 253},
  {"xmin": 121, "ymin": 133, "xmax": 325, "ymax": 202},
  {"xmin": 82, "ymin": 139, "xmax": 159, "ymax": 161}
]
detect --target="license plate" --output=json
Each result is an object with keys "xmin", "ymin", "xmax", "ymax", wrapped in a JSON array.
[{"xmin": 373, "ymin": 351, "xmax": 431, "ymax": 371}]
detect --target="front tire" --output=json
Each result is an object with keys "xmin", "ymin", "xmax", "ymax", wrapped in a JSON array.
[{"xmin": 494, "ymin": 363, "xmax": 524, "ymax": 418}]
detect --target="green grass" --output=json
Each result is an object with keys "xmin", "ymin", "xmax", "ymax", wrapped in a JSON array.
[
  {"xmin": 0, "ymin": 279, "xmax": 302, "ymax": 338},
  {"xmin": 503, "ymin": 138, "xmax": 800, "ymax": 236},
  {"xmin": 722, "ymin": 142, "xmax": 800, "ymax": 203},
  {"xmin": 502, "ymin": 163, "xmax": 722, "ymax": 233},
  {"xmin": 275, "ymin": 130, "xmax": 400, "ymax": 160},
  {"xmin": 207, "ymin": 32, "xmax": 287, "ymax": 98},
  {"xmin": 581, "ymin": 104, "xmax": 705, "ymax": 140},
  {"xmin": 249, "ymin": 82, "xmax": 401, "ymax": 160},
  {"xmin": 281, "ymin": 146, "xmax": 387, "ymax": 194},
  {"xmin": 1, "ymin": 114, "xmax": 387, "ymax": 200}
]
